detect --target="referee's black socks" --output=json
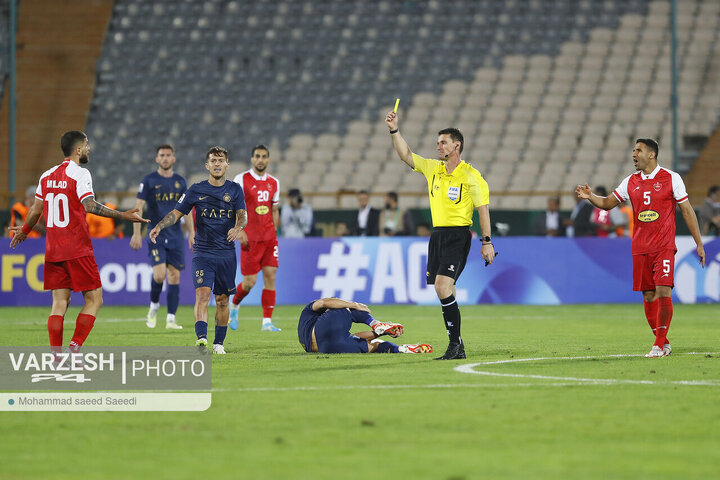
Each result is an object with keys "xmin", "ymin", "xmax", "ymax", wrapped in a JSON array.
[{"xmin": 440, "ymin": 294, "xmax": 462, "ymax": 344}]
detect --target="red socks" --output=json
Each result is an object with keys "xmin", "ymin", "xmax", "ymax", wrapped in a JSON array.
[
  {"xmin": 643, "ymin": 299, "xmax": 659, "ymax": 336},
  {"xmin": 262, "ymin": 289, "xmax": 276, "ymax": 319},
  {"xmin": 232, "ymin": 285, "xmax": 250, "ymax": 306},
  {"xmin": 70, "ymin": 313, "xmax": 96, "ymax": 347},
  {"xmin": 48, "ymin": 315, "xmax": 64, "ymax": 351},
  {"xmin": 654, "ymin": 297, "xmax": 673, "ymax": 347}
]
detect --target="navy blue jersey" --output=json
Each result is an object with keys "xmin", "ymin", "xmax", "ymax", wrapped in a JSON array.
[
  {"xmin": 175, "ymin": 180, "xmax": 245, "ymax": 256},
  {"xmin": 137, "ymin": 172, "xmax": 187, "ymax": 241},
  {"xmin": 297, "ymin": 301, "xmax": 323, "ymax": 352}
]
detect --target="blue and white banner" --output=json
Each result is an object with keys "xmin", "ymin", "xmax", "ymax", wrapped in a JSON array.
[{"xmin": 0, "ymin": 237, "xmax": 715, "ymax": 305}]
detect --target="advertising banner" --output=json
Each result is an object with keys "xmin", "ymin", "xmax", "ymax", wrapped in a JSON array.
[{"xmin": 0, "ymin": 237, "xmax": 715, "ymax": 306}]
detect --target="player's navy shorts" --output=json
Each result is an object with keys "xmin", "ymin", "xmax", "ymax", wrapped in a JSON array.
[
  {"xmin": 426, "ymin": 226, "xmax": 472, "ymax": 284},
  {"xmin": 314, "ymin": 309, "xmax": 369, "ymax": 354},
  {"xmin": 147, "ymin": 235, "xmax": 185, "ymax": 270},
  {"xmin": 192, "ymin": 253, "xmax": 237, "ymax": 296}
]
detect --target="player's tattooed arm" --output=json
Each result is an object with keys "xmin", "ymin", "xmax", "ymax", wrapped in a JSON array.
[
  {"xmin": 82, "ymin": 197, "xmax": 149, "ymax": 224},
  {"xmin": 227, "ymin": 209, "xmax": 247, "ymax": 243},
  {"xmin": 148, "ymin": 209, "xmax": 181, "ymax": 244},
  {"xmin": 236, "ymin": 209, "xmax": 247, "ymax": 230},
  {"xmin": 155, "ymin": 210, "xmax": 180, "ymax": 231},
  {"xmin": 82, "ymin": 197, "xmax": 123, "ymax": 219}
]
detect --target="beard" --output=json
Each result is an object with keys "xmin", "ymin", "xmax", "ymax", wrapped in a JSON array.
[{"xmin": 79, "ymin": 153, "xmax": 89, "ymax": 164}]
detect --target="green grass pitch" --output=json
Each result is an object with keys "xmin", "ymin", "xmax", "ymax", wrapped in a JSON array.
[{"xmin": 1, "ymin": 303, "xmax": 719, "ymax": 479}]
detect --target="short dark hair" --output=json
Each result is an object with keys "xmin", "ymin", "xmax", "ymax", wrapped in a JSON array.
[
  {"xmin": 251, "ymin": 144, "xmax": 269, "ymax": 156},
  {"xmin": 206, "ymin": 146, "xmax": 228, "ymax": 161},
  {"xmin": 157, "ymin": 144, "xmax": 174, "ymax": 154},
  {"xmin": 387, "ymin": 191, "xmax": 398, "ymax": 202},
  {"xmin": 636, "ymin": 138, "xmax": 659, "ymax": 159},
  {"xmin": 595, "ymin": 186, "xmax": 608, "ymax": 197},
  {"xmin": 708, "ymin": 185, "xmax": 720, "ymax": 197},
  {"xmin": 438, "ymin": 128, "xmax": 464, "ymax": 154},
  {"xmin": 357, "ymin": 189, "xmax": 370, "ymax": 196},
  {"xmin": 60, "ymin": 131, "xmax": 87, "ymax": 156}
]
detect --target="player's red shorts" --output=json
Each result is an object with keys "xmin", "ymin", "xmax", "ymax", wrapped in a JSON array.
[
  {"xmin": 632, "ymin": 249, "xmax": 675, "ymax": 291},
  {"xmin": 44, "ymin": 255, "xmax": 102, "ymax": 292},
  {"xmin": 240, "ymin": 239, "xmax": 279, "ymax": 275}
]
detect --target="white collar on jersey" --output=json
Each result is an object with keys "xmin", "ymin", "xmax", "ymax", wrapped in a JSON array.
[
  {"xmin": 640, "ymin": 164, "xmax": 661, "ymax": 180},
  {"xmin": 247, "ymin": 169, "xmax": 267, "ymax": 181}
]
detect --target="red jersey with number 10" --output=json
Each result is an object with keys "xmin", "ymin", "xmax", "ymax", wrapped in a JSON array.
[
  {"xmin": 36, "ymin": 160, "xmax": 95, "ymax": 262},
  {"xmin": 612, "ymin": 165, "xmax": 688, "ymax": 255},
  {"xmin": 233, "ymin": 169, "xmax": 279, "ymax": 242}
]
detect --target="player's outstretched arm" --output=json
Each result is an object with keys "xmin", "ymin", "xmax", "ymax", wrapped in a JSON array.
[
  {"xmin": 9, "ymin": 197, "xmax": 43, "ymax": 248},
  {"xmin": 385, "ymin": 111, "xmax": 414, "ymax": 169},
  {"xmin": 129, "ymin": 198, "xmax": 146, "ymax": 250},
  {"xmin": 149, "ymin": 209, "xmax": 181, "ymax": 244},
  {"xmin": 678, "ymin": 201, "xmax": 706, "ymax": 268},
  {"xmin": 227, "ymin": 209, "xmax": 248, "ymax": 243},
  {"xmin": 82, "ymin": 197, "xmax": 149, "ymax": 224},
  {"xmin": 575, "ymin": 183, "xmax": 620, "ymax": 210}
]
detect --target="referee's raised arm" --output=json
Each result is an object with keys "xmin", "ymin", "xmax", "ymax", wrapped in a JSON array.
[{"xmin": 385, "ymin": 111, "xmax": 414, "ymax": 169}]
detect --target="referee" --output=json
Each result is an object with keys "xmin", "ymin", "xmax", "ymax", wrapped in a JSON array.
[{"xmin": 385, "ymin": 110, "xmax": 495, "ymax": 359}]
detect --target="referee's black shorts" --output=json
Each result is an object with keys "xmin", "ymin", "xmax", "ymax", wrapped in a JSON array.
[{"xmin": 426, "ymin": 226, "xmax": 472, "ymax": 285}]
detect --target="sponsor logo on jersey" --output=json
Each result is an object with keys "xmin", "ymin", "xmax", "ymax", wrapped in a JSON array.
[
  {"xmin": 200, "ymin": 208, "xmax": 235, "ymax": 219},
  {"xmin": 448, "ymin": 186, "xmax": 460, "ymax": 201},
  {"xmin": 223, "ymin": 193, "xmax": 232, "ymax": 203},
  {"xmin": 653, "ymin": 182, "xmax": 662, "ymax": 192},
  {"xmin": 255, "ymin": 205, "xmax": 270, "ymax": 215},
  {"xmin": 638, "ymin": 210, "xmax": 660, "ymax": 222}
]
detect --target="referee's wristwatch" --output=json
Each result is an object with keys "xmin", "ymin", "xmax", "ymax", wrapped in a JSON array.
[{"xmin": 482, "ymin": 236, "xmax": 492, "ymax": 245}]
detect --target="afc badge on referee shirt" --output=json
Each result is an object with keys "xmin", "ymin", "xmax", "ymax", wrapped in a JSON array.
[{"xmin": 448, "ymin": 186, "xmax": 460, "ymax": 201}]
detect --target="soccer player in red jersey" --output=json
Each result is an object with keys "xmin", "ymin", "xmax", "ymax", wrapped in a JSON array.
[
  {"xmin": 228, "ymin": 145, "xmax": 281, "ymax": 332},
  {"xmin": 576, "ymin": 139, "xmax": 705, "ymax": 358},
  {"xmin": 9, "ymin": 131, "xmax": 149, "ymax": 353}
]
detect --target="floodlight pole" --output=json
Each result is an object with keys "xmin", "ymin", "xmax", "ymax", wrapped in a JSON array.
[
  {"xmin": 8, "ymin": 0, "xmax": 17, "ymax": 206},
  {"xmin": 670, "ymin": 0, "xmax": 679, "ymax": 172}
]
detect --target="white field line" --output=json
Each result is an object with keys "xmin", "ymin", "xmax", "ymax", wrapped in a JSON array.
[
  {"xmin": 454, "ymin": 352, "xmax": 720, "ymax": 386},
  {"xmin": 213, "ymin": 352, "xmax": 720, "ymax": 392}
]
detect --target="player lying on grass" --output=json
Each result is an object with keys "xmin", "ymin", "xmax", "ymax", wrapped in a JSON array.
[{"xmin": 297, "ymin": 298, "xmax": 433, "ymax": 354}]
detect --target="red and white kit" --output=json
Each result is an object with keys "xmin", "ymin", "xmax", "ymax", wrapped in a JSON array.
[
  {"xmin": 36, "ymin": 159, "xmax": 101, "ymax": 291},
  {"xmin": 233, "ymin": 169, "xmax": 280, "ymax": 274},
  {"xmin": 612, "ymin": 165, "xmax": 689, "ymax": 290}
]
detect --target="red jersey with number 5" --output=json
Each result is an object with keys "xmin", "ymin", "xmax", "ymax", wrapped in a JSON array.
[
  {"xmin": 36, "ymin": 159, "xmax": 95, "ymax": 262},
  {"xmin": 233, "ymin": 169, "xmax": 279, "ymax": 242},
  {"xmin": 612, "ymin": 165, "xmax": 688, "ymax": 255}
]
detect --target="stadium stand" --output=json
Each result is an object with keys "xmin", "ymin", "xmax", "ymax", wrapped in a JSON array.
[{"xmin": 85, "ymin": 0, "xmax": 720, "ymax": 211}]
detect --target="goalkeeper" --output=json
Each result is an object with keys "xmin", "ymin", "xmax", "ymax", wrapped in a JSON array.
[{"xmin": 297, "ymin": 298, "xmax": 433, "ymax": 354}]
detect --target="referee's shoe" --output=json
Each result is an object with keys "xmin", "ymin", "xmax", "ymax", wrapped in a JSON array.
[{"xmin": 435, "ymin": 341, "xmax": 466, "ymax": 360}]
